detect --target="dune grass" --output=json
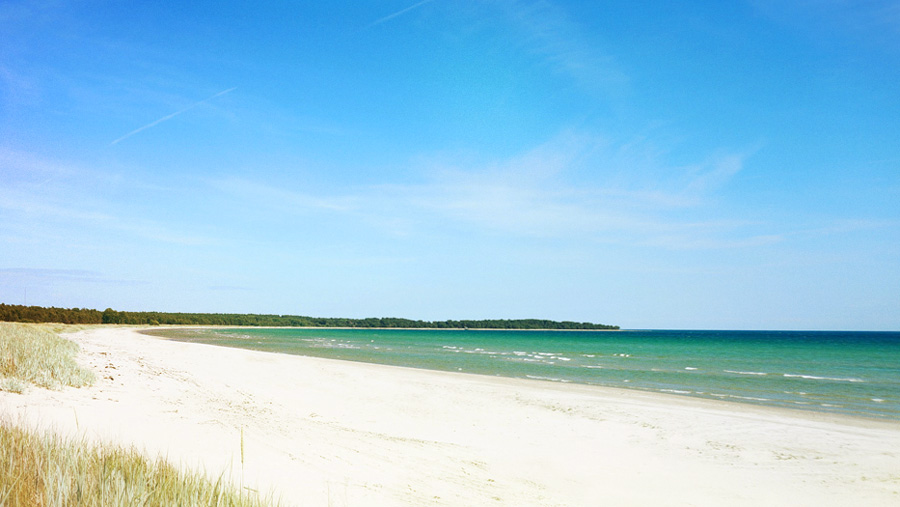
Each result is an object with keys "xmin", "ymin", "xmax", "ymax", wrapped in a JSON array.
[
  {"xmin": 0, "ymin": 322, "xmax": 96, "ymax": 393},
  {"xmin": 0, "ymin": 420, "xmax": 279, "ymax": 507},
  {"xmin": 0, "ymin": 323, "xmax": 281, "ymax": 506}
]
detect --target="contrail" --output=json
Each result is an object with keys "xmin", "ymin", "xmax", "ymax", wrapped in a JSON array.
[
  {"xmin": 110, "ymin": 87, "xmax": 237, "ymax": 146},
  {"xmin": 368, "ymin": 0, "xmax": 434, "ymax": 28}
]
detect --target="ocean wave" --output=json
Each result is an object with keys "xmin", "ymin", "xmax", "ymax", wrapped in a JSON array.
[
  {"xmin": 525, "ymin": 375, "xmax": 571, "ymax": 383},
  {"xmin": 783, "ymin": 374, "xmax": 864, "ymax": 383},
  {"xmin": 708, "ymin": 393, "xmax": 771, "ymax": 402},
  {"xmin": 724, "ymin": 370, "xmax": 767, "ymax": 376}
]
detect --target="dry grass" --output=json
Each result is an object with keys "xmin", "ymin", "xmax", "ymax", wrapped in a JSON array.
[
  {"xmin": 0, "ymin": 322, "xmax": 96, "ymax": 393},
  {"xmin": 0, "ymin": 420, "xmax": 279, "ymax": 506}
]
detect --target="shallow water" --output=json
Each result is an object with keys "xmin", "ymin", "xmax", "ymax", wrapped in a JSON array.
[{"xmin": 149, "ymin": 328, "xmax": 900, "ymax": 420}]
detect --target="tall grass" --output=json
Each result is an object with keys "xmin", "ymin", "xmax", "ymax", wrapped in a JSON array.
[
  {"xmin": 0, "ymin": 322, "xmax": 95, "ymax": 393},
  {"xmin": 0, "ymin": 420, "xmax": 279, "ymax": 506},
  {"xmin": 0, "ymin": 323, "xmax": 281, "ymax": 506}
]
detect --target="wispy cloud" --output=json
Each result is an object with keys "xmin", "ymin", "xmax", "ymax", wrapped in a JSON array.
[
  {"xmin": 109, "ymin": 87, "xmax": 236, "ymax": 145},
  {"xmin": 210, "ymin": 177, "xmax": 357, "ymax": 214},
  {"xmin": 207, "ymin": 285, "xmax": 255, "ymax": 292},
  {"xmin": 211, "ymin": 130, "xmax": 769, "ymax": 249},
  {"xmin": 499, "ymin": 0, "xmax": 628, "ymax": 98},
  {"xmin": 751, "ymin": 0, "xmax": 900, "ymax": 48},
  {"xmin": 1, "ymin": 149, "xmax": 216, "ymax": 246},
  {"xmin": 0, "ymin": 268, "xmax": 145, "ymax": 287},
  {"xmin": 684, "ymin": 153, "xmax": 746, "ymax": 195},
  {"xmin": 368, "ymin": 0, "xmax": 435, "ymax": 28}
]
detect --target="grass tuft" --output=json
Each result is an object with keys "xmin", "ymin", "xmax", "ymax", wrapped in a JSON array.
[
  {"xmin": 0, "ymin": 322, "xmax": 95, "ymax": 392},
  {"xmin": 0, "ymin": 420, "xmax": 280, "ymax": 506}
]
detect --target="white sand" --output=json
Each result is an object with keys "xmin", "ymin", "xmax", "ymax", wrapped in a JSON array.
[{"xmin": 2, "ymin": 327, "xmax": 898, "ymax": 506}]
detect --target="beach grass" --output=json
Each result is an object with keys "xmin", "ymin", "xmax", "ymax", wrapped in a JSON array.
[
  {"xmin": 0, "ymin": 322, "xmax": 95, "ymax": 393},
  {"xmin": 0, "ymin": 420, "xmax": 279, "ymax": 507},
  {"xmin": 0, "ymin": 322, "xmax": 280, "ymax": 506}
]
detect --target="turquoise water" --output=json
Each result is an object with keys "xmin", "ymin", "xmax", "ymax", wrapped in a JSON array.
[{"xmin": 150, "ymin": 328, "xmax": 900, "ymax": 420}]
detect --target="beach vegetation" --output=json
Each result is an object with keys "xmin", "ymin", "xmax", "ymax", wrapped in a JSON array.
[
  {"xmin": 0, "ymin": 420, "xmax": 279, "ymax": 507},
  {"xmin": 0, "ymin": 322, "xmax": 95, "ymax": 392},
  {"xmin": 0, "ymin": 322, "xmax": 280, "ymax": 506}
]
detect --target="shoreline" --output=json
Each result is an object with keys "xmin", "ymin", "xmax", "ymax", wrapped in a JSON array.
[
  {"xmin": 2, "ymin": 326, "xmax": 898, "ymax": 505},
  {"xmin": 140, "ymin": 325, "xmax": 622, "ymax": 332},
  {"xmin": 151, "ymin": 326, "xmax": 900, "ymax": 427},
  {"xmin": 145, "ymin": 326, "xmax": 899, "ymax": 423}
]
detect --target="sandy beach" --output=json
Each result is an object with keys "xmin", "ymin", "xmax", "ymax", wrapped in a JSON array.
[{"xmin": 2, "ymin": 327, "xmax": 898, "ymax": 506}]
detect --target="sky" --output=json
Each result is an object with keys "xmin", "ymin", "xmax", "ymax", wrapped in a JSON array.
[{"xmin": 1, "ymin": 1, "xmax": 899, "ymax": 330}]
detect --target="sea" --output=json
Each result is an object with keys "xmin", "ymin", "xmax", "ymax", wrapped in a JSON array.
[{"xmin": 148, "ymin": 328, "xmax": 900, "ymax": 421}]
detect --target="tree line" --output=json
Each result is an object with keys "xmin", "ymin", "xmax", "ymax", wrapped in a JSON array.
[{"xmin": 0, "ymin": 303, "xmax": 618, "ymax": 330}]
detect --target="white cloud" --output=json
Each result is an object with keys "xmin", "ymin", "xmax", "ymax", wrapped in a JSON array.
[
  {"xmin": 684, "ymin": 153, "xmax": 747, "ymax": 194},
  {"xmin": 376, "ymin": 132, "xmax": 755, "ymax": 245},
  {"xmin": 211, "ymin": 130, "xmax": 768, "ymax": 249}
]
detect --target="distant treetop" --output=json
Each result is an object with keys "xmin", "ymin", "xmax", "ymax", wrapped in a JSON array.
[{"xmin": 0, "ymin": 303, "xmax": 618, "ymax": 330}]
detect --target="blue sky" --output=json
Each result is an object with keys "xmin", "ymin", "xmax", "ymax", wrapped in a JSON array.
[{"xmin": 1, "ymin": 1, "xmax": 898, "ymax": 330}]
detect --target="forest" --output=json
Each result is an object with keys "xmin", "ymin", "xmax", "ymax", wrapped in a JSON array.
[{"xmin": 0, "ymin": 303, "xmax": 618, "ymax": 330}]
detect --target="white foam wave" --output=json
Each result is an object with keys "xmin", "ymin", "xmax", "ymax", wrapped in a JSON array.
[
  {"xmin": 783, "ymin": 374, "xmax": 864, "ymax": 383},
  {"xmin": 525, "ymin": 375, "xmax": 571, "ymax": 383},
  {"xmin": 724, "ymin": 370, "xmax": 767, "ymax": 376},
  {"xmin": 708, "ymin": 393, "xmax": 771, "ymax": 402}
]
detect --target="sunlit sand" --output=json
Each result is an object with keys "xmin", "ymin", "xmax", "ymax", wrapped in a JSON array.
[{"xmin": 3, "ymin": 327, "xmax": 898, "ymax": 506}]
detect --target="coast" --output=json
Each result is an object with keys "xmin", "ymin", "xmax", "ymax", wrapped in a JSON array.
[{"xmin": 2, "ymin": 327, "xmax": 898, "ymax": 506}]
